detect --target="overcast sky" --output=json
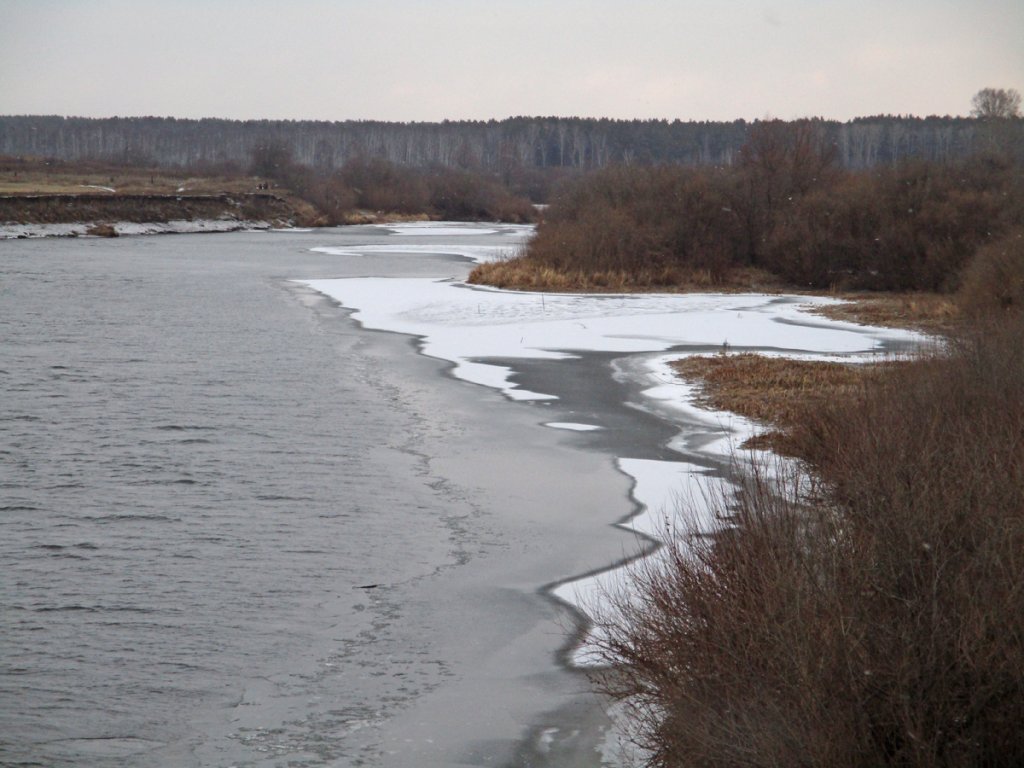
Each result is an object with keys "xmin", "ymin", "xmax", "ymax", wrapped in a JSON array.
[{"xmin": 2, "ymin": 0, "xmax": 1021, "ymax": 123}]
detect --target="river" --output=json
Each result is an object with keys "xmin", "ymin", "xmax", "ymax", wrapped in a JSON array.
[{"xmin": 0, "ymin": 224, "xmax": 920, "ymax": 767}]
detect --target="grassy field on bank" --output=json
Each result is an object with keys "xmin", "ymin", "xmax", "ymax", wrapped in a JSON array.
[{"xmin": 0, "ymin": 159, "xmax": 264, "ymax": 197}]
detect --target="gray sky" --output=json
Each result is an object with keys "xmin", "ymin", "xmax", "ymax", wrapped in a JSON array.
[{"xmin": 2, "ymin": 0, "xmax": 1021, "ymax": 122}]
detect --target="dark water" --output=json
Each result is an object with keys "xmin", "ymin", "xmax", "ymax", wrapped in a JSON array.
[{"xmin": 2, "ymin": 227, "xmax": 638, "ymax": 767}]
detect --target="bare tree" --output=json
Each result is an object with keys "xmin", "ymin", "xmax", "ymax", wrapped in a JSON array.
[{"xmin": 971, "ymin": 88, "xmax": 1022, "ymax": 119}]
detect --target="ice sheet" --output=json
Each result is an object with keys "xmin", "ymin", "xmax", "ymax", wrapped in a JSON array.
[
  {"xmin": 299, "ymin": 278, "xmax": 923, "ymax": 402},
  {"xmin": 370, "ymin": 222, "xmax": 533, "ymax": 237},
  {"xmin": 311, "ymin": 243, "xmax": 523, "ymax": 265},
  {"xmin": 299, "ymin": 263, "xmax": 928, "ymax": 668}
]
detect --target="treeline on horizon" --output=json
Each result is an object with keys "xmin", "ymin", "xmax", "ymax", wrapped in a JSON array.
[
  {"xmin": 473, "ymin": 119, "xmax": 1024, "ymax": 294},
  {"xmin": 2, "ymin": 113, "xmax": 1022, "ymax": 177}
]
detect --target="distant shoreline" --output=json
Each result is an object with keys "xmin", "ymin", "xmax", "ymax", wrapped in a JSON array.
[{"xmin": 0, "ymin": 191, "xmax": 307, "ymax": 238}]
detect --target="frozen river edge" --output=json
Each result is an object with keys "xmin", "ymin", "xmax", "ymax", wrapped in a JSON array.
[
  {"xmin": 298, "ymin": 221, "xmax": 927, "ymax": 763},
  {"xmin": 0, "ymin": 222, "xmax": 927, "ymax": 767}
]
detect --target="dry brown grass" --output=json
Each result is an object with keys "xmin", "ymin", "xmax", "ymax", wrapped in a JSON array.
[
  {"xmin": 671, "ymin": 353, "xmax": 898, "ymax": 454},
  {"xmin": 812, "ymin": 292, "xmax": 961, "ymax": 334},
  {"xmin": 0, "ymin": 163, "xmax": 269, "ymax": 197},
  {"xmin": 338, "ymin": 210, "xmax": 431, "ymax": 225},
  {"xmin": 468, "ymin": 258, "xmax": 784, "ymax": 293},
  {"xmin": 470, "ymin": 257, "xmax": 962, "ymax": 336}
]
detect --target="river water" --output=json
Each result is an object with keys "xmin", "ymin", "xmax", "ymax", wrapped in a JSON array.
[
  {"xmin": 2, "ymin": 226, "xmax": 652, "ymax": 767},
  {"xmin": 1, "ymin": 224, "xmax": 919, "ymax": 767}
]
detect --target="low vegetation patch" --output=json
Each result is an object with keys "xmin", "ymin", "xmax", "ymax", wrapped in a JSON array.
[
  {"xmin": 671, "ymin": 353, "xmax": 898, "ymax": 454},
  {"xmin": 810, "ymin": 292, "xmax": 961, "ymax": 334},
  {"xmin": 468, "ymin": 258, "xmax": 781, "ymax": 293}
]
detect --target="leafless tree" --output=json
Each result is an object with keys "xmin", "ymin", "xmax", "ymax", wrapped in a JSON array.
[{"xmin": 971, "ymin": 87, "xmax": 1022, "ymax": 119}]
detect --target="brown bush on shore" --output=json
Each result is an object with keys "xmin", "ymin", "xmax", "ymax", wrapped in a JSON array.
[
  {"xmin": 425, "ymin": 166, "xmax": 535, "ymax": 222},
  {"xmin": 245, "ymin": 145, "xmax": 535, "ymax": 224},
  {"xmin": 595, "ymin": 314, "xmax": 1024, "ymax": 767},
  {"xmin": 526, "ymin": 165, "xmax": 745, "ymax": 280},
  {"xmin": 477, "ymin": 127, "xmax": 1022, "ymax": 293},
  {"xmin": 958, "ymin": 227, "xmax": 1024, "ymax": 316}
]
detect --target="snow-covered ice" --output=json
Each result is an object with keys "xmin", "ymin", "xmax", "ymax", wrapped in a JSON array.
[
  {"xmin": 544, "ymin": 422, "xmax": 603, "ymax": 432},
  {"xmin": 299, "ymin": 278, "xmax": 922, "ymax": 404},
  {"xmin": 371, "ymin": 221, "xmax": 533, "ymax": 237},
  {"xmin": 299, "ymin": 239, "xmax": 928, "ymax": 668},
  {"xmin": 311, "ymin": 243, "xmax": 521, "ymax": 265},
  {"xmin": 552, "ymin": 457, "xmax": 725, "ymax": 665}
]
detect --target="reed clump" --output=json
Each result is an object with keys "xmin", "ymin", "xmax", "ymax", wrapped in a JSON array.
[{"xmin": 671, "ymin": 353, "xmax": 898, "ymax": 454}]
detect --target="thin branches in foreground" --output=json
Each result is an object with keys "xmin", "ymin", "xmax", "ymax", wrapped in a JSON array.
[{"xmin": 593, "ymin": 315, "xmax": 1024, "ymax": 767}]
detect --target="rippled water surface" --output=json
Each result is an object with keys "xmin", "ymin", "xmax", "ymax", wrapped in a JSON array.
[
  {"xmin": 2, "ymin": 225, "xmax": 920, "ymax": 767},
  {"xmin": 4, "ymin": 228, "xmax": 624, "ymax": 767}
]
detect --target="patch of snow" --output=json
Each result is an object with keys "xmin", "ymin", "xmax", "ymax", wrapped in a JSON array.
[
  {"xmin": 0, "ymin": 222, "xmax": 91, "ymax": 239},
  {"xmin": 544, "ymin": 422, "xmax": 603, "ymax": 432},
  {"xmin": 552, "ymin": 458, "xmax": 725, "ymax": 665},
  {"xmin": 312, "ymin": 243, "xmax": 520, "ymax": 265},
  {"xmin": 537, "ymin": 727, "xmax": 559, "ymax": 754},
  {"xmin": 299, "ymin": 279, "xmax": 923, "ymax": 403},
  {"xmin": 81, "ymin": 184, "xmax": 116, "ymax": 192},
  {"xmin": 371, "ymin": 221, "xmax": 528, "ymax": 237}
]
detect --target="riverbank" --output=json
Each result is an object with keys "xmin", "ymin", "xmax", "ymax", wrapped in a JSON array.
[{"xmin": 0, "ymin": 191, "xmax": 320, "ymax": 239}]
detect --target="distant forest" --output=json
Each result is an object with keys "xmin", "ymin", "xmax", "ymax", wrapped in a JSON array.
[{"xmin": 2, "ymin": 114, "xmax": 1021, "ymax": 173}]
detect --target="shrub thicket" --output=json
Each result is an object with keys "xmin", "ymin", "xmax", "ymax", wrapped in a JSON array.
[
  {"xmin": 249, "ymin": 148, "xmax": 535, "ymax": 224},
  {"xmin": 958, "ymin": 227, "xmax": 1024, "ymax": 315},
  {"xmin": 480, "ymin": 121, "xmax": 1023, "ymax": 291},
  {"xmin": 595, "ymin": 313, "xmax": 1024, "ymax": 767}
]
